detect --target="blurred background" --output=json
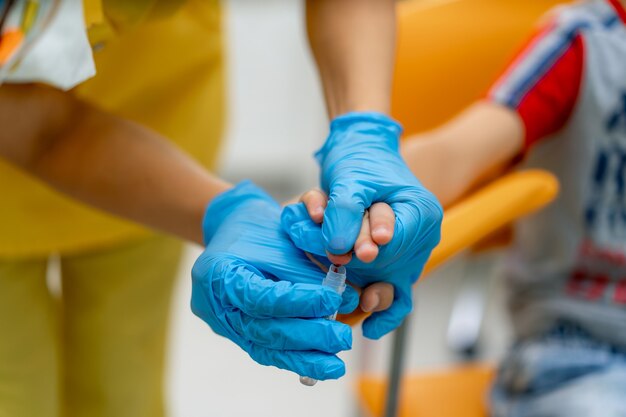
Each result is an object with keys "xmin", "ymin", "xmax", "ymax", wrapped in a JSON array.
[
  {"xmin": 0, "ymin": 0, "xmax": 581, "ymax": 415},
  {"xmin": 163, "ymin": 1, "xmax": 522, "ymax": 416}
]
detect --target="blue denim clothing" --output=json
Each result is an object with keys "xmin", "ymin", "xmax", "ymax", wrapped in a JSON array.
[{"xmin": 492, "ymin": 322, "xmax": 626, "ymax": 417}]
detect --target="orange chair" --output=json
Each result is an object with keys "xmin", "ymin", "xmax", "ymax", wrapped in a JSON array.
[
  {"xmin": 346, "ymin": 1, "xmax": 568, "ymax": 416},
  {"xmin": 359, "ymin": 365, "xmax": 495, "ymax": 417},
  {"xmin": 354, "ymin": 170, "xmax": 558, "ymax": 417}
]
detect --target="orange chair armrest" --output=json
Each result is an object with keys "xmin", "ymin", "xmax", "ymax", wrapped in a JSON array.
[{"xmin": 338, "ymin": 170, "xmax": 558, "ymax": 327}]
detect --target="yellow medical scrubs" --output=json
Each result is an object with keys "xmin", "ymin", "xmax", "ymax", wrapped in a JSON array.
[{"xmin": 0, "ymin": 1, "xmax": 224, "ymax": 416}]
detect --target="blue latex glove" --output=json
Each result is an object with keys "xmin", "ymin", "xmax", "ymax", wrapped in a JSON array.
[
  {"xmin": 281, "ymin": 112, "xmax": 443, "ymax": 339},
  {"xmin": 281, "ymin": 201, "xmax": 440, "ymax": 339},
  {"xmin": 191, "ymin": 181, "xmax": 359, "ymax": 380},
  {"xmin": 313, "ymin": 112, "xmax": 442, "ymax": 256}
]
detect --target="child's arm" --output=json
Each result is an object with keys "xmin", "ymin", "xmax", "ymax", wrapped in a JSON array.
[
  {"xmin": 299, "ymin": 9, "xmax": 583, "ymax": 249},
  {"xmin": 295, "ymin": 10, "xmax": 584, "ymax": 316},
  {"xmin": 0, "ymin": 83, "xmax": 231, "ymax": 244},
  {"xmin": 401, "ymin": 101, "xmax": 524, "ymax": 207},
  {"xmin": 298, "ymin": 100, "xmax": 525, "ymax": 264},
  {"xmin": 404, "ymin": 14, "xmax": 584, "ymax": 206}
]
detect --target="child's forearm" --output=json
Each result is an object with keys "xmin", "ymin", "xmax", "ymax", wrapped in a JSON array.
[
  {"xmin": 0, "ymin": 84, "xmax": 230, "ymax": 244},
  {"xmin": 401, "ymin": 102, "xmax": 525, "ymax": 207}
]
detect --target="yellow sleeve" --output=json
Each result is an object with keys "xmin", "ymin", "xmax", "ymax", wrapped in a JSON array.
[{"xmin": 0, "ymin": 0, "xmax": 225, "ymax": 257}]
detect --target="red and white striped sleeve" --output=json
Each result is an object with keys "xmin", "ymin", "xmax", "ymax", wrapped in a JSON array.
[{"xmin": 487, "ymin": 19, "xmax": 584, "ymax": 150}]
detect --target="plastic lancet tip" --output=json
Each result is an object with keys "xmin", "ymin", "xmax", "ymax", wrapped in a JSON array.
[{"xmin": 299, "ymin": 264, "xmax": 347, "ymax": 387}]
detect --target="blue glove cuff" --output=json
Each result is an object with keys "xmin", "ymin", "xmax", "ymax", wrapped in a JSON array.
[
  {"xmin": 330, "ymin": 112, "xmax": 403, "ymax": 134},
  {"xmin": 316, "ymin": 112, "xmax": 403, "ymax": 165},
  {"xmin": 202, "ymin": 180, "xmax": 277, "ymax": 245}
]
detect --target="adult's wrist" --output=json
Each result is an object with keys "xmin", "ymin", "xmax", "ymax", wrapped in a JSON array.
[
  {"xmin": 330, "ymin": 111, "xmax": 401, "ymax": 131},
  {"xmin": 201, "ymin": 180, "xmax": 275, "ymax": 245},
  {"xmin": 316, "ymin": 112, "xmax": 403, "ymax": 165}
]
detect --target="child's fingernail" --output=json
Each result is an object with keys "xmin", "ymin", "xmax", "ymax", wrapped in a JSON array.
[
  {"xmin": 362, "ymin": 242, "xmax": 377, "ymax": 253},
  {"xmin": 359, "ymin": 241, "xmax": 377, "ymax": 250},
  {"xmin": 362, "ymin": 292, "xmax": 380, "ymax": 313},
  {"xmin": 373, "ymin": 227, "xmax": 390, "ymax": 238}
]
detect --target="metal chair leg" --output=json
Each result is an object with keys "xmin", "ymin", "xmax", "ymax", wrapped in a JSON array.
[
  {"xmin": 447, "ymin": 251, "xmax": 500, "ymax": 361},
  {"xmin": 384, "ymin": 312, "xmax": 411, "ymax": 417}
]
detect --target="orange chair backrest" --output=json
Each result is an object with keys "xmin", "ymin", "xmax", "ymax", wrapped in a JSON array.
[{"xmin": 392, "ymin": 0, "xmax": 569, "ymax": 136}]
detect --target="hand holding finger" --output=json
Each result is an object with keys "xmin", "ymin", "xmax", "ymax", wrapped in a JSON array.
[
  {"xmin": 300, "ymin": 189, "xmax": 397, "ymax": 264},
  {"xmin": 369, "ymin": 202, "xmax": 395, "ymax": 246},
  {"xmin": 354, "ymin": 211, "xmax": 378, "ymax": 263}
]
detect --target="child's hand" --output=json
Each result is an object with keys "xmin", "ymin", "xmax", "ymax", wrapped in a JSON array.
[
  {"xmin": 282, "ymin": 183, "xmax": 441, "ymax": 339},
  {"xmin": 194, "ymin": 182, "xmax": 358, "ymax": 380},
  {"xmin": 298, "ymin": 188, "xmax": 395, "ymax": 314},
  {"xmin": 300, "ymin": 188, "xmax": 395, "ymax": 265}
]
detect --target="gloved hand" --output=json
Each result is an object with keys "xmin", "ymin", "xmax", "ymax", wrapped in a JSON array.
[
  {"xmin": 281, "ymin": 112, "xmax": 443, "ymax": 339},
  {"xmin": 191, "ymin": 181, "xmax": 359, "ymax": 380},
  {"xmin": 314, "ymin": 112, "xmax": 442, "ymax": 256},
  {"xmin": 281, "ymin": 200, "xmax": 440, "ymax": 339}
]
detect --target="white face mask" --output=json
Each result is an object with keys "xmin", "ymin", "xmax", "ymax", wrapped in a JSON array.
[{"xmin": 1, "ymin": 0, "xmax": 95, "ymax": 91}]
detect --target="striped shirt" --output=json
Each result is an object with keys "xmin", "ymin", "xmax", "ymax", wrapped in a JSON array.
[{"xmin": 488, "ymin": 0, "xmax": 626, "ymax": 346}]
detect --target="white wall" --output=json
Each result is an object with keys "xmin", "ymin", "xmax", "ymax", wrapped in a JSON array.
[{"xmin": 218, "ymin": 0, "xmax": 328, "ymax": 200}]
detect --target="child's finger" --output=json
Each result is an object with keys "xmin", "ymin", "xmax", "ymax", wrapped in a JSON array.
[
  {"xmin": 300, "ymin": 188, "xmax": 328, "ymax": 224},
  {"xmin": 354, "ymin": 211, "xmax": 379, "ymax": 263},
  {"xmin": 369, "ymin": 202, "xmax": 395, "ymax": 246},
  {"xmin": 327, "ymin": 251, "xmax": 352, "ymax": 265},
  {"xmin": 360, "ymin": 282, "xmax": 395, "ymax": 313}
]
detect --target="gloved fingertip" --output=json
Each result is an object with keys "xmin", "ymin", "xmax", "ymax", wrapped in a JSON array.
[
  {"xmin": 327, "ymin": 237, "xmax": 351, "ymax": 255},
  {"xmin": 322, "ymin": 361, "xmax": 346, "ymax": 380},
  {"xmin": 321, "ymin": 289, "xmax": 344, "ymax": 316},
  {"xmin": 338, "ymin": 286, "xmax": 359, "ymax": 314},
  {"xmin": 322, "ymin": 199, "xmax": 363, "ymax": 255},
  {"xmin": 362, "ymin": 327, "xmax": 385, "ymax": 341},
  {"xmin": 338, "ymin": 325, "xmax": 353, "ymax": 350},
  {"xmin": 362, "ymin": 317, "xmax": 392, "ymax": 341}
]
